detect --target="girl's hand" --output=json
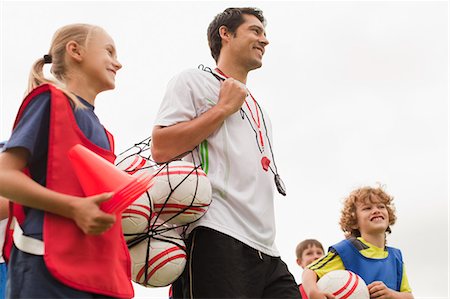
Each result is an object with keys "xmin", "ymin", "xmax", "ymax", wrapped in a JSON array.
[{"xmin": 70, "ymin": 192, "xmax": 116, "ymax": 235}]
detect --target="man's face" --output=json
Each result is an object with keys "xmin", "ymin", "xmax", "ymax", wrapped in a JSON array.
[{"xmin": 229, "ymin": 14, "xmax": 269, "ymax": 71}]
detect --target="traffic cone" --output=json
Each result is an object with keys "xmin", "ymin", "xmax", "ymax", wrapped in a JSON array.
[{"xmin": 68, "ymin": 144, "xmax": 153, "ymax": 214}]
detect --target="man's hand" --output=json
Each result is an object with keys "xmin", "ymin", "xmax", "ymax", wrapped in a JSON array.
[{"xmin": 216, "ymin": 78, "xmax": 247, "ymax": 116}]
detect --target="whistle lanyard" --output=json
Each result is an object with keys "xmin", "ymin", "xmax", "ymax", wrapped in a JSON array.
[
  {"xmin": 213, "ymin": 67, "xmax": 286, "ymax": 196},
  {"xmin": 246, "ymin": 93, "xmax": 265, "ymax": 152}
]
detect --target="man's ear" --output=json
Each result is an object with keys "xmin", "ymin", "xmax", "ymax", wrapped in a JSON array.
[
  {"xmin": 296, "ymin": 258, "xmax": 302, "ymax": 267},
  {"xmin": 66, "ymin": 41, "xmax": 84, "ymax": 62},
  {"xmin": 219, "ymin": 25, "xmax": 232, "ymax": 42}
]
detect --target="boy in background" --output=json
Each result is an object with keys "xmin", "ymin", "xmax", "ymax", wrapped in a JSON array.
[{"xmin": 296, "ymin": 239, "xmax": 324, "ymax": 299}]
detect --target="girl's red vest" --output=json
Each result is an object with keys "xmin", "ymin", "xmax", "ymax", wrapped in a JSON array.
[{"xmin": 3, "ymin": 84, "xmax": 133, "ymax": 298}]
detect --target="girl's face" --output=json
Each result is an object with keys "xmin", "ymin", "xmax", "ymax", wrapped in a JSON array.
[{"xmin": 80, "ymin": 29, "xmax": 122, "ymax": 93}]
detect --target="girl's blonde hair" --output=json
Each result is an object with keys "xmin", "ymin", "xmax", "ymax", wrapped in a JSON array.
[
  {"xmin": 339, "ymin": 185, "xmax": 397, "ymax": 238},
  {"xmin": 27, "ymin": 23, "xmax": 102, "ymax": 108}
]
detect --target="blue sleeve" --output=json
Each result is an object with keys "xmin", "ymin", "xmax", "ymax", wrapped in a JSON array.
[
  {"xmin": 4, "ymin": 92, "xmax": 50, "ymax": 239},
  {"xmin": 4, "ymin": 92, "xmax": 51, "ymax": 164}
]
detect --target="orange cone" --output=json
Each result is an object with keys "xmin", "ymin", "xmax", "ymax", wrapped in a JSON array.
[{"xmin": 69, "ymin": 144, "xmax": 153, "ymax": 214}]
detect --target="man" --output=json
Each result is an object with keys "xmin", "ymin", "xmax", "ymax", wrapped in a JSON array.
[{"xmin": 152, "ymin": 7, "xmax": 300, "ymax": 298}]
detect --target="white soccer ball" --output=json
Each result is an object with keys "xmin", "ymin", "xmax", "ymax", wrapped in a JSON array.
[
  {"xmin": 116, "ymin": 154, "xmax": 156, "ymax": 241},
  {"xmin": 115, "ymin": 153, "xmax": 155, "ymax": 177},
  {"xmin": 129, "ymin": 228, "xmax": 186, "ymax": 287},
  {"xmin": 150, "ymin": 160, "xmax": 212, "ymax": 225},
  {"xmin": 317, "ymin": 270, "xmax": 369, "ymax": 299},
  {"xmin": 121, "ymin": 194, "xmax": 153, "ymax": 242}
]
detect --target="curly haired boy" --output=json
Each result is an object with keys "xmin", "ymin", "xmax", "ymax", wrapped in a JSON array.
[{"xmin": 302, "ymin": 186, "xmax": 414, "ymax": 299}]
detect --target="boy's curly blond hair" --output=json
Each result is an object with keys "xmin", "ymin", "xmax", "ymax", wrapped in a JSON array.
[{"xmin": 339, "ymin": 186, "xmax": 397, "ymax": 238}]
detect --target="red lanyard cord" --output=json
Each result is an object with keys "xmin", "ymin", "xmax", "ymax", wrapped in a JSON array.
[
  {"xmin": 245, "ymin": 93, "xmax": 264, "ymax": 148},
  {"xmin": 215, "ymin": 68, "xmax": 265, "ymax": 149}
]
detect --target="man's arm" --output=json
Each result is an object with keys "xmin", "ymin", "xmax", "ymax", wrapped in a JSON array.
[{"xmin": 151, "ymin": 78, "xmax": 247, "ymax": 163}]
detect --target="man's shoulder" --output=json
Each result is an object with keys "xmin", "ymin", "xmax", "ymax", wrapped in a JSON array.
[
  {"xmin": 171, "ymin": 67, "xmax": 219, "ymax": 84},
  {"xmin": 173, "ymin": 67, "xmax": 206, "ymax": 78}
]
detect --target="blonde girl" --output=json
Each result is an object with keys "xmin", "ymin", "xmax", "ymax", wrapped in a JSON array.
[{"xmin": 0, "ymin": 24, "xmax": 133, "ymax": 298}]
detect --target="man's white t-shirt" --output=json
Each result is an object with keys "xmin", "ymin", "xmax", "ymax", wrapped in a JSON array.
[{"xmin": 154, "ymin": 68, "xmax": 279, "ymax": 256}]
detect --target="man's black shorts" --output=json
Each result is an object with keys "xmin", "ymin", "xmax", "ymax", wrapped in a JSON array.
[{"xmin": 172, "ymin": 226, "xmax": 301, "ymax": 299}]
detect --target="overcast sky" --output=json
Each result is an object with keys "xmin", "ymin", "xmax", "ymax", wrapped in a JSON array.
[{"xmin": 0, "ymin": 1, "xmax": 448, "ymax": 298}]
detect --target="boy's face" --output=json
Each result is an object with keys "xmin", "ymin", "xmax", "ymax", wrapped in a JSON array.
[
  {"xmin": 354, "ymin": 199, "xmax": 389, "ymax": 236},
  {"xmin": 297, "ymin": 245, "xmax": 324, "ymax": 269}
]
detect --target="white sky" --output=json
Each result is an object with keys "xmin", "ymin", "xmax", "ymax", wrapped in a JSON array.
[{"xmin": 0, "ymin": 1, "xmax": 448, "ymax": 298}]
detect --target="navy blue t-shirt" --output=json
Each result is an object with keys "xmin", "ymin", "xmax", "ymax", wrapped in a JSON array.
[{"xmin": 4, "ymin": 91, "xmax": 110, "ymax": 240}]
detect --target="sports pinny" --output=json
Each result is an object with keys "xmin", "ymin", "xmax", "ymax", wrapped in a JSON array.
[
  {"xmin": 3, "ymin": 84, "xmax": 133, "ymax": 298},
  {"xmin": 331, "ymin": 239, "xmax": 403, "ymax": 291}
]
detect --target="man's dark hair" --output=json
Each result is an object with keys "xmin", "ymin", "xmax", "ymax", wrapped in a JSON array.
[{"xmin": 207, "ymin": 7, "xmax": 266, "ymax": 63}]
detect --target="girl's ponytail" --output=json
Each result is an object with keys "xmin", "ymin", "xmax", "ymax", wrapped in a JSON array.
[
  {"xmin": 27, "ymin": 56, "xmax": 58, "ymax": 93},
  {"xmin": 26, "ymin": 56, "xmax": 83, "ymax": 109}
]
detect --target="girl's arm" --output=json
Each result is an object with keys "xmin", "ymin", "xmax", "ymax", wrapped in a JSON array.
[{"xmin": 0, "ymin": 147, "xmax": 115, "ymax": 235}]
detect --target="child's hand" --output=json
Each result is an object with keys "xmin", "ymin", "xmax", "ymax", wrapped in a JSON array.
[
  {"xmin": 368, "ymin": 281, "xmax": 394, "ymax": 299},
  {"xmin": 71, "ymin": 192, "xmax": 116, "ymax": 235},
  {"xmin": 309, "ymin": 289, "xmax": 336, "ymax": 299}
]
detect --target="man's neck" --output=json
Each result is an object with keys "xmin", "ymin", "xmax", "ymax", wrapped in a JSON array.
[{"xmin": 216, "ymin": 62, "xmax": 248, "ymax": 84}]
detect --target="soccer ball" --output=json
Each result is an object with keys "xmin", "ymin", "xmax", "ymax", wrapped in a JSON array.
[
  {"xmin": 317, "ymin": 270, "xmax": 369, "ymax": 299},
  {"xmin": 129, "ymin": 227, "xmax": 186, "ymax": 287},
  {"xmin": 115, "ymin": 153, "xmax": 155, "ymax": 176},
  {"xmin": 121, "ymin": 194, "xmax": 153, "ymax": 242},
  {"xmin": 150, "ymin": 160, "xmax": 212, "ymax": 225},
  {"xmin": 116, "ymin": 153, "xmax": 156, "ymax": 241}
]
